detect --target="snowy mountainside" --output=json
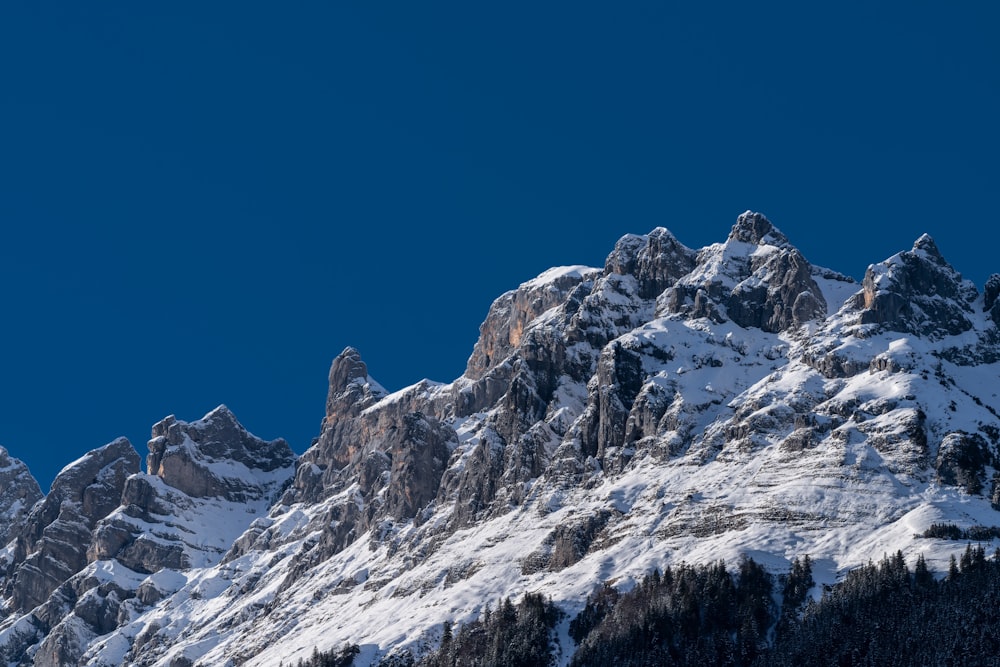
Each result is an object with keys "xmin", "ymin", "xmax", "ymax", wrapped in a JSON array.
[{"xmin": 3, "ymin": 211, "xmax": 1000, "ymax": 665}]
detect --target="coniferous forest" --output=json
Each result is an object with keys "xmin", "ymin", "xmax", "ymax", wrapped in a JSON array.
[{"xmin": 403, "ymin": 545, "xmax": 1000, "ymax": 667}]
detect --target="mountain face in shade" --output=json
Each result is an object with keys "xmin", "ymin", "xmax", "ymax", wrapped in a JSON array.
[
  {"xmin": 3, "ymin": 211, "xmax": 1000, "ymax": 666},
  {"xmin": 0, "ymin": 448, "xmax": 42, "ymax": 549}
]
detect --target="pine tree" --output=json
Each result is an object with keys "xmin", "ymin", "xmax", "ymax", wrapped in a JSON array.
[{"xmin": 913, "ymin": 553, "xmax": 933, "ymax": 589}]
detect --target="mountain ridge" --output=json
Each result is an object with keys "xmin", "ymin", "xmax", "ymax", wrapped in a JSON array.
[{"xmin": 3, "ymin": 211, "xmax": 1000, "ymax": 665}]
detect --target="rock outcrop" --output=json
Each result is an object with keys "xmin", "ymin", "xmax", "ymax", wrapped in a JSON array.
[
  {"xmin": 661, "ymin": 211, "xmax": 827, "ymax": 332},
  {"xmin": 0, "ymin": 407, "xmax": 296, "ymax": 666},
  {"xmin": 145, "ymin": 404, "xmax": 295, "ymax": 502},
  {"xmin": 5, "ymin": 438, "xmax": 138, "ymax": 613},
  {"xmin": 3, "ymin": 212, "xmax": 1000, "ymax": 667},
  {"xmin": 0, "ymin": 447, "xmax": 42, "ymax": 547},
  {"xmin": 854, "ymin": 233, "xmax": 978, "ymax": 338},
  {"xmin": 91, "ymin": 406, "xmax": 296, "ymax": 572}
]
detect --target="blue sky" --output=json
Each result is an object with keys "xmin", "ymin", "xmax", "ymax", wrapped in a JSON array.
[{"xmin": 1, "ymin": 2, "xmax": 997, "ymax": 488}]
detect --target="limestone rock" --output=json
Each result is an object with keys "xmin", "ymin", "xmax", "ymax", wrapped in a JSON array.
[
  {"xmin": 385, "ymin": 413, "xmax": 454, "ymax": 522},
  {"xmin": 0, "ymin": 446, "xmax": 43, "ymax": 547},
  {"xmin": 854, "ymin": 234, "xmax": 977, "ymax": 338},
  {"xmin": 6, "ymin": 437, "xmax": 138, "ymax": 612},
  {"xmin": 936, "ymin": 431, "xmax": 991, "ymax": 495},
  {"xmin": 324, "ymin": 346, "xmax": 387, "ymax": 423},
  {"xmin": 146, "ymin": 404, "xmax": 295, "ymax": 501},
  {"xmin": 466, "ymin": 266, "xmax": 599, "ymax": 381},
  {"xmin": 582, "ymin": 341, "xmax": 644, "ymax": 465},
  {"xmin": 92, "ymin": 406, "xmax": 296, "ymax": 574},
  {"xmin": 727, "ymin": 210, "xmax": 790, "ymax": 246},
  {"xmin": 604, "ymin": 227, "xmax": 697, "ymax": 299},
  {"xmin": 662, "ymin": 212, "xmax": 827, "ymax": 332}
]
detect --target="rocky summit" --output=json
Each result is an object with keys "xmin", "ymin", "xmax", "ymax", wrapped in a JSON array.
[{"xmin": 3, "ymin": 211, "xmax": 1000, "ymax": 665}]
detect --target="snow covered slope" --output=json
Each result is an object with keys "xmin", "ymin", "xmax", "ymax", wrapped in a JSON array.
[{"xmin": 3, "ymin": 211, "xmax": 1000, "ymax": 666}]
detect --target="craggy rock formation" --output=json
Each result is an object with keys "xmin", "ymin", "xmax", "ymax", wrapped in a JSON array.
[
  {"xmin": 91, "ymin": 406, "xmax": 296, "ymax": 573},
  {"xmin": 5, "ymin": 438, "xmax": 138, "ymax": 612},
  {"xmin": 0, "ymin": 407, "xmax": 295, "ymax": 667},
  {"xmin": 0, "ymin": 447, "xmax": 42, "ymax": 547},
  {"xmin": 466, "ymin": 266, "xmax": 601, "ymax": 380},
  {"xmin": 661, "ymin": 211, "xmax": 827, "ymax": 332},
  {"xmin": 146, "ymin": 404, "xmax": 295, "ymax": 502},
  {"xmin": 936, "ymin": 431, "xmax": 992, "ymax": 495},
  {"xmin": 854, "ymin": 234, "xmax": 978, "ymax": 338},
  {"xmin": 5, "ymin": 212, "xmax": 1000, "ymax": 667}
]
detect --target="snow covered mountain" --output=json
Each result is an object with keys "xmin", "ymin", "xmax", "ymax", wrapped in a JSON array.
[{"xmin": 3, "ymin": 211, "xmax": 1000, "ymax": 665}]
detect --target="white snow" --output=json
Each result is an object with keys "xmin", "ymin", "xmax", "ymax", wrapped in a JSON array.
[
  {"xmin": 522, "ymin": 265, "xmax": 600, "ymax": 289},
  {"xmin": 7, "ymin": 223, "xmax": 1000, "ymax": 666}
]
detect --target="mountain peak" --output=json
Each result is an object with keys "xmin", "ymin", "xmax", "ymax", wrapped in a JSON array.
[
  {"xmin": 7, "ymin": 212, "xmax": 1000, "ymax": 666},
  {"xmin": 0, "ymin": 446, "xmax": 43, "ymax": 546},
  {"xmin": 329, "ymin": 346, "xmax": 369, "ymax": 389},
  {"xmin": 203, "ymin": 403, "xmax": 237, "ymax": 423},
  {"xmin": 728, "ymin": 210, "xmax": 789, "ymax": 246},
  {"xmin": 147, "ymin": 406, "xmax": 295, "ymax": 500},
  {"xmin": 324, "ymin": 346, "xmax": 386, "ymax": 422},
  {"xmin": 7, "ymin": 437, "xmax": 138, "ymax": 611},
  {"xmin": 855, "ymin": 233, "xmax": 977, "ymax": 338},
  {"xmin": 911, "ymin": 232, "xmax": 947, "ymax": 264}
]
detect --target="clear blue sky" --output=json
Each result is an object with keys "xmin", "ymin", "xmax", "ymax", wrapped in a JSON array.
[{"xmin": 1, "ymin": 2, "xmax": 997, "ymax": 488}]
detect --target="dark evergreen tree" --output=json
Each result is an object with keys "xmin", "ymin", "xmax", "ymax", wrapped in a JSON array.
[
  {"xmin": 418, "ymin": 593, "xmax": 560, "ymax": 667},
  {"xmin": 291, "ymin": 643, "xmax": 360, "ymax": 667},
  {"xmin": 419, "ymin": 549, "xmax": 1000, "ymax": 667}
]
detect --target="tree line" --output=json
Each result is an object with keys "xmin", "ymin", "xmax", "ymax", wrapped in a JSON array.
[{"xmin": 297, "ymin": 544, "xmax": 1000, "ymax": 666}]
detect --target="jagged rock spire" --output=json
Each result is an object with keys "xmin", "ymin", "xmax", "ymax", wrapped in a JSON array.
[
  {"xmin": 856, "ymin": 233, "xmax": 977, "ymax": 337},
  {"xmin": 912, "ymin": 233, "xmax": 946, "ymax": 264},
  {"xmin": 0, "ymin": 446, "xmax": 43, "ymax": 546},
  {"xmin": 146, "ymin": 405, "xmax": 295, "ymax": 500},
  {"xmin": 7, "ymin": 437, "xmax": 139, "ymax": 611},
  {"xmin": 323, "ymin": 347, "xmax": 386, "ymax": 423},
  {"xmin": 603, "ymin": 227, "xmax": 697, "ymax": 300},
  {"xmin": 728, "ymin": 210, "xmax": 790, "ymax": 246}
]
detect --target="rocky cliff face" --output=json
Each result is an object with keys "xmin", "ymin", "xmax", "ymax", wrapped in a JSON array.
[
  {"xmin": 2, "ymin": 212, "xmax": 1000, "ymax": 666},
  {"xmin": 0, "ymin": 447, "xmax": 42, "ymax": 548},
  {"xmin": 0, "ymin": 409, "xmax": 295, "ymax": 666},
  {"xmin": 4, "ymin": 438, "xmax": 139, "ymax": 613},
  {"xmin": 855, "ymin": 233, "xmax": 978, "ymax": 338}
]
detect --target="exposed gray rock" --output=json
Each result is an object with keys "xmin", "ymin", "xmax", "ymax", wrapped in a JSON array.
[
  {"xmin": 727, "ymin": 245, "xmax": 826, "ymax": 332},
  {"xmin": 936, "ymin": 431, "xmax": 991, "ymax": 495},
  {"xmin": 325, "ymin": 347, "xmax": 386, "ymax": 423},
  {"xmin": 436, "ymin": 427, "xmax": 506, "ymax": 528},
  {"xmin": 290, "ymin": 348, "xmax": 388, "ymax": 501},
  {"xmin": 984, "ymin": 274, "xmax": 1000, "ymax": 312},
  {"xmin": 89, "ymin": 478, "xmax": 188, "ymax": 573},
  {"xmin": 623, "ymin": 381, "xmax": 675, "ymax": 448},
  {"xmin": 6, "ymin": 438, "xmax": 138, "ymax": 612},
  {"xmin": 522, "ymin": 510, "xmax": 613, "ymax": 574},
  {"xmin": 855, "ymin": 234, "xmax": 977, "ymax": 338},
  {"xmin": 466, "ymin": 268, "xmax": 598, "ymax": 381},
  {"xmin": 92, "ymin": 407, "xmax": 295, "ymax": 573},
  {"xmin": 604, "ymin": 227, "xmax": 697, "ymax": 300},
  {"xmin": 0, "ymin": 406, "xmax": 301, "ymax": 667},
  {"xmin": 661, "ymin": 212, "xmax": 827, "ymax": 332},
  {"xmin": 985, "ymin": 273, "xmax": 1000, "ymax": 326},
  {"xmin": 583, "ymin": 342, "xmax": 644, "ymax": 465},
  {"xmin": 385, "ymin": 413, "xmax": 454, "ymax": 522},
  {"xmin": 0, "ymin": 446, "xmax": 43, "ymax": 547},
  {"xmin": 800, "ymin": 348, "xmax": 870, "ymax": 379},
  {"xmin": 146, "ymin": 404, "xmax": 294, "ymax": 502},
  {"xmin": 571, "ymin": 228, "xmax": 694, "ymax": 349},
  {"xmin": 727, "ymin": 210, "xmax": 790, "ymax": 246},
  {"xmin": 25, "ymin": 562, "xmax": 144, "ymax": 667}
]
